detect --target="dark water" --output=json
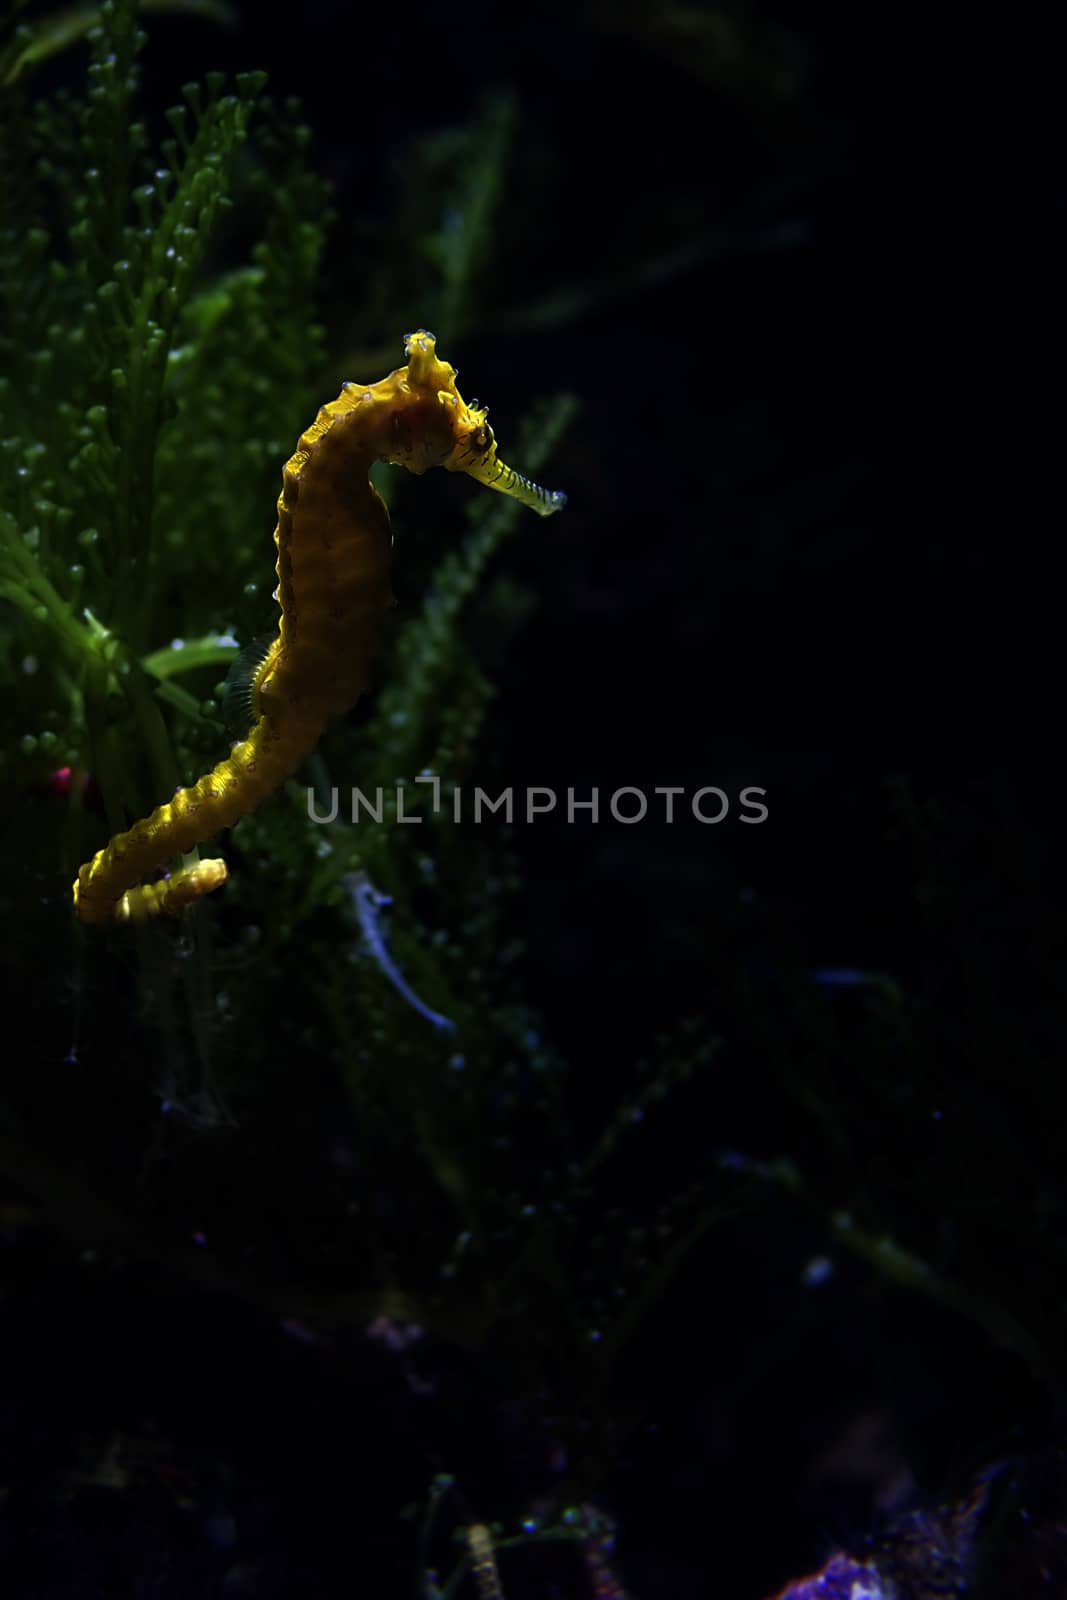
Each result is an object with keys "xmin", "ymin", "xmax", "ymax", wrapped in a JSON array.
[{"xmin": 1, "ymin": 2, "xmax": 1062, "ymax": 1596}]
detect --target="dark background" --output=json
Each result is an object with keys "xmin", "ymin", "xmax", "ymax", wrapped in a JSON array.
[{"xmin": 4, "ymin": 2, "xmax": 1063, "ymax": 1598}]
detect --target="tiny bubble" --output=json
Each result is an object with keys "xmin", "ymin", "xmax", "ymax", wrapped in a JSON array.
[{"xmin": 801, "ymin": 1255, "xmax": 834, "ymax": 1287}]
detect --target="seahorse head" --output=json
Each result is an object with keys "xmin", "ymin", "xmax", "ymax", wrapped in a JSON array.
[{"xmin": 397, "ymin": 329, "xmax": 567, "ymax": 518}]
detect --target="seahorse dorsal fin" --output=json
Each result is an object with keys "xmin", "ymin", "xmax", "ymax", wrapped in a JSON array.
[{"xmin": 221, "ymin": 632, "xmax": 276, "ymax": 738}]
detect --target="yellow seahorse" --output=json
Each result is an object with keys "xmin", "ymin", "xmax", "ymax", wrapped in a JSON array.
[{"xmin": 73, "ymin": 330, "xmax": 566, "ymax": 925}]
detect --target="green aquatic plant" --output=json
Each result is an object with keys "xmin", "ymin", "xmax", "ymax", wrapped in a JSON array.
[
  {"xmin": 1, "ymin": 0, "xmax": 236, "ymax": 88},
  {"xmin": 0, "ymin": 0, "xmax": 326, "ymax": 854}
]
